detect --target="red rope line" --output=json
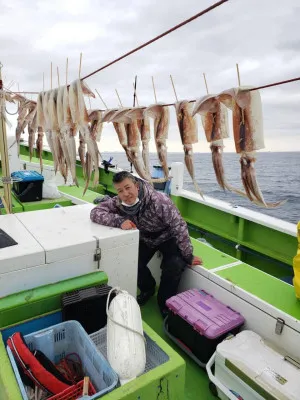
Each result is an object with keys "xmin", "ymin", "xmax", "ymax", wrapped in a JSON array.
[
  {"xmin": 247, "ymin": 76, "xmax": 300, "ymax": 91},
  {"xmin": 5, "ymin": 76, "xmax": 300, "ymax": 104},
  {"xmin": 81, "ymin": 0, "xmax": 229, "ymax": 81}
]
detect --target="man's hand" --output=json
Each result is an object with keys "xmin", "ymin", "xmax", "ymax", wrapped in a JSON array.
[
  {"xmin": 190, "ymin": 256, "xmax": 202, "ymax": 266},
  {"xmin": 121, "ymin": 220, "xmax": 137, "ymax": 230}
]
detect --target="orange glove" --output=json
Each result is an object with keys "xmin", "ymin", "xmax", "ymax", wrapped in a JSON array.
[
  {"xmin": 121, "ymin": 220, "xmax": 137, "ymax": 230},
  {"xmin": 191, "ymin": 256, "xmax": 203, "ymax": 266}
]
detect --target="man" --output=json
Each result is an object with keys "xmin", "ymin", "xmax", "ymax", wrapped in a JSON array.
[{"xmin": 90, "ymin": 171, "xmax": 202, "ymax": 317}]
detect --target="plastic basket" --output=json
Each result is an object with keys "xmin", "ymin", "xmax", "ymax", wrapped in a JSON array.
[
  {"xmin": 7, "ymin": 320, "xmax": 118, "ymax": 400},
  {"xmin": 48, "ymin": 379, "xmax": 96, "ymax": 400},
  {"xmin": 89, "ymin": 326, "xmax": 169, "ymax": 375}
]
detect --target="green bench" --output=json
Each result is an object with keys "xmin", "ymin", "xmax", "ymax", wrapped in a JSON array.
[
  {"xmin": 191, "ymin": 238, "xmax": 300, "ymax": 320},
  {"xmin": 58, "ymin": 184, "xmax": 102, "ymax": 204}
]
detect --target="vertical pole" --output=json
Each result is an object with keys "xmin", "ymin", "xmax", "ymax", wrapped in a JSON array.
[
  {"xmin": 133, "ymin": 75, "xmax": 137, "ymax": 107},
  {"xmin": 151, "ymin": 76, "xmax": 157, "ymax": 103},
  {"xmin": 0, "ymin": 62, "xmax": 12, "ymax": 214},
  {"xmin": 203, "ymin": 73, "xmax": 209, "ymax": 94}
]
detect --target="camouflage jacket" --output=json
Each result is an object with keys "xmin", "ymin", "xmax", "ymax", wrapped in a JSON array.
[{"xmin": 90, "ymin": 181, "xmax": 194, "ymax": 264}]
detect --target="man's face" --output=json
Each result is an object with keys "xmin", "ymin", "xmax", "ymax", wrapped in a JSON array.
[{"xmin": 114, "ymin": 178, "xmax": 139, "ymax": 205}]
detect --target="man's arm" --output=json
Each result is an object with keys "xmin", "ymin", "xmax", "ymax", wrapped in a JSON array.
[
  {"xmin": 155, "ymin": 194, "xmax": 194, "ymax": 264},
  {"xmin": 90, "ymin": 198, "xmax": 126, "ymax": 228}
]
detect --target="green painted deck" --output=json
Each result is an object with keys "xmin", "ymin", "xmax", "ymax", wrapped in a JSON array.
[
  {"xmin": 142, "ymin": 297, "xmax": 214, "ymax": 400},
  {"xmin": 20, "ymin": 154, "xmax": 54, "ymax": 166},
  {"xmin": 216, "ymin": 263, "xmax": 300, "ymax": 319},
  {"xmin": 190, "ymin": 237, "xmax": 238, "ymax": 269},
  {"xmin": 21, "ymin": 196, "xmax": 73, "ymax": 211},
  {"xmin": 58, "ymin": 184, "xmax": 102, "ymax": 204},
  {"xmin": 0, "ymin": 187, "xmax": 23, "ymax": 214}
]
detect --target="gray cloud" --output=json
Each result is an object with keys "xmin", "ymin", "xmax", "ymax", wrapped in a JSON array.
[{"xmin": 1, "ymin": 0, "xmax": 300, "ymax": 151}]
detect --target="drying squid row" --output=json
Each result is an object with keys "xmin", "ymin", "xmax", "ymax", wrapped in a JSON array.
[
  {"xmin": 14, "ymin": 80, "xmax": 102, "ymax": 195},
  {"xmin": 13, "ymin": 83, "xmax": 285, "ymax": 207}
]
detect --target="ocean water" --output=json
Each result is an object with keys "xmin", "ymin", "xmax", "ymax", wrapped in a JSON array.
[{"xmin": 101, "ymin": 151, "xmax": 300, "ymax": 225}]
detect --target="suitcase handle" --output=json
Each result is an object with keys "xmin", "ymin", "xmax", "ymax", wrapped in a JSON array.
[
  {"xmin": 284, "ymin": 355, "xmax": 300, "ymax": 369},
  {"xmin": 206, "ymin": 353, "xmax": 243, "ymax": 400},
  {"xmin": 15, "ymin": 182, "xmax": 35, "ymax": 199}
]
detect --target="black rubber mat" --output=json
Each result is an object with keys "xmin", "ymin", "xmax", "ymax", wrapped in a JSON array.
[{"xmin": 0, "ymin": 229, "xmax": 18, "ymax": 249}]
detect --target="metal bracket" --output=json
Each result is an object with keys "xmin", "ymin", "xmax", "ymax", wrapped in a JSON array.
[
  {"xmin": 275, "ymin": 317, "xmax": 285, "ymax": 335},
  {"xmin": 93, "ymin": 236, "xmax": 101, "ymax": 269}
]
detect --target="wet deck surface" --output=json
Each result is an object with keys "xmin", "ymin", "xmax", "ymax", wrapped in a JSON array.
[{"xmin": 142, "ymin": 295, "xmax": 215, "ymax": 400}]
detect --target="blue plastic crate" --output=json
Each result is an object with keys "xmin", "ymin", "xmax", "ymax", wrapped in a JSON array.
[
  {"xmin": 1, "ymin": 311, "xmax": 62, "ymax": 344},
  {"xmin": 7, "ymin": 320, "xmax": 118, "ymax": 400},
  {"xmin": 11, "ymin": 170, "xmax": 44, "ymax": 182}
]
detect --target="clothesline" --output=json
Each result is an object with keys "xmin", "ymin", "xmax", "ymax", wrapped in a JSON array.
[{"xmin": 6, "ymin": 75, "xmax": 300, "ymax": 99}]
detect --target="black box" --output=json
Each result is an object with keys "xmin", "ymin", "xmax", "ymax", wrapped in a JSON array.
[
  {"xmin": 11, "ymin": 170, "xmax": 44, "ymax": 202},
  {"xmin": 61, "ymin": 284, "xmax": 115, "ymax": 334},
  {"xmin": 167, "ymin": 312, "xmax": 242, "ymax": 365}
]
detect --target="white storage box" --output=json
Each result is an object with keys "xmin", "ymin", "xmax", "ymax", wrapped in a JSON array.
[
  {"xmin": 207, "ymin": 330, "xmax": 300, "ymax": 400},
  {"xmin": 0, "ymin": 204, "xmax": 139, "ymax": 297}
]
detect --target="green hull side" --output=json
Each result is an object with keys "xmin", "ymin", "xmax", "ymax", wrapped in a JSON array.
[
  {"xmin": 171, "ymin": 195, "xmax": 297, "ymax": 277},
  {"xmin": 0, "ymin": 271, "xmax": 108, "ymax": 329},
  {"xmin": 0, "ymin": 335, "xmax": 22, "ymax": 400}
]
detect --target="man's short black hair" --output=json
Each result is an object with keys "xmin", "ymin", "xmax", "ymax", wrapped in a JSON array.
[{"xmin": 112, "ymin": 171, "xmax": 137, "ymax": 184}]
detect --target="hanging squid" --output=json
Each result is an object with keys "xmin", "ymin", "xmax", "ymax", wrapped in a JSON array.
[
  {"xmin": 192, "ymin": 94, "xmax": 235, "ymax": 192},
  {"xmin": 217, "ymin": 86, "xmax": 286, "ymax": 208},
  {"xmin": 108, "ymin": 108, "xmax": 152, "ymax": 181},
  {"xmin": 126, "ymin": 107, "xmax": 151, "ymax": 179},
  {"xmin": 144, "ymin": 104, "xmax": 170, "ymax": 181},
  {"xmin": 175, "ymin": 100, "xmax": 204, "ymax": 198}
]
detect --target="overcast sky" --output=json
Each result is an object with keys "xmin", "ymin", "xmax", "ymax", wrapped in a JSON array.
[{"xmin": 2, "ymin": 0, "xmax": 300, "ymax": 153}]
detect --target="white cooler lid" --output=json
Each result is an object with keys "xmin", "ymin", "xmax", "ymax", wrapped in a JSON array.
[
  {"xmin": 15, "ymin": 204, "xmax": 139, "ymax": 263},
  {"xmin": 0, "ymin": 214, "xmax": 45, "ymax": 273},
  {"xmin": 217, "ymin": 330, "xmax": 300, "ymax": 400}
]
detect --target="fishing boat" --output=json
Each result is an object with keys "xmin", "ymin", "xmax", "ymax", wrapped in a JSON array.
[
  {"xmin": 0, "ymin": 1, "xmax": 299, "ymax": 398},
  {"xmin": 0, "ymin": 134, "xmax": 299, "ymax": 399}
]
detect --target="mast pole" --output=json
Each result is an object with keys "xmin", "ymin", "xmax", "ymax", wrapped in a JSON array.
[{"xmin": 0, "ymin": 62, "xmax": 12, "ymax": 214}]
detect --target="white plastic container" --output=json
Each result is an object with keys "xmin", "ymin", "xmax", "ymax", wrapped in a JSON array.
[
  {"xmin": 207, "ymin": 330, "xmax": 300, "ymax": 400},
  {"xmin": 106, "ymin": 289, "xmax": 146, "ymax": 385}
]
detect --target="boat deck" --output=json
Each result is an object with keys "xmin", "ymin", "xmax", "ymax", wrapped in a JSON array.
[
  {"xmin": 142, "ymin": 297, "xmax": 215, "ymax": 399},
  {"xmin": 142, "ymin": 239, "xmax": 300, "ymax": 399},
  {"xmin": 0, "ymin": 149, "xmax": 299, "ymax": 398},
  {"xmin": 0, "ymin": 240, "xmax": 299, "ymax": 399}
]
